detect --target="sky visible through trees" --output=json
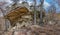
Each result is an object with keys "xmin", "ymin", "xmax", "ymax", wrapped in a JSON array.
[{"xmin": 0, "ymin": 0, "xmax": 60, "ymax": 13}]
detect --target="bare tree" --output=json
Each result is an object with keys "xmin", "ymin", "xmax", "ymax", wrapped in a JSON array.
[
  {"xmin": 48, "ymin": 4, "xmax": 56, "ymax": 21},
  {"xmin": 39, "ymin": 0, "xmax": 44, "ymax": 25},
  {"xmin": 33, "ymin": 0, "xmax": 37, "ymax": 24}
]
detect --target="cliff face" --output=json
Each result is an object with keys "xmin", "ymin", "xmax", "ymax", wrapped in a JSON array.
[{"xmin": 4, "ymin": 7, "xmax": 30, "ymax": 27}]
